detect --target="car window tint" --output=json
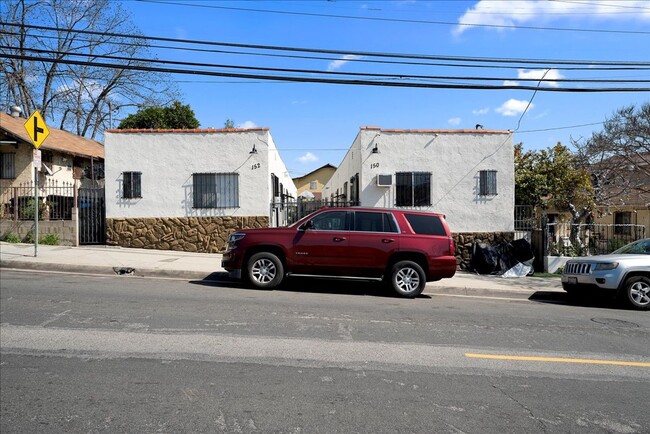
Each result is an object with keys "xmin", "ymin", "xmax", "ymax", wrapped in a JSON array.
[
  {"xmin": 353, "ymin": 211, "xmax": 400, "ymax": 233},
  {"xmin": 383, "ymin": 213, "xmax": 399, "ymax": 233},
  {"xmin": 311, "ymin": 211, "xmax": 349, "ymax": 231},
  {"xmin": 404, "ymin": 214, "xmax": 446, "ymax": 236},
  {"xmin": 354, "ymin": 211, "xmax": 383, "ymax": 232}
]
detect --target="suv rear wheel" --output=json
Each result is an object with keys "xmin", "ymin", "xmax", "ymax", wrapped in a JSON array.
[
  {"xmin": 247, "ymin": 252, "xmax": 284, "ymax": 289},
  {"xmin": 390, "ymin": 260, "xmax": 426, "ymax": 298},
  {"xmin": 621, "ymin": 276, "xmax": 650, "ymax": 310}
]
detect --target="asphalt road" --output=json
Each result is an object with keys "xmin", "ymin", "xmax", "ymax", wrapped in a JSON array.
[{"xmin": 1, "ymin": 270, "xmax": 649, "ymax": 433}]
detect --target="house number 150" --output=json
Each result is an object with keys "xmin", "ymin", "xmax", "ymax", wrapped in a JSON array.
[{"xmin": 371, "ymin": 162, "xmax": 379, "ymax": 169}]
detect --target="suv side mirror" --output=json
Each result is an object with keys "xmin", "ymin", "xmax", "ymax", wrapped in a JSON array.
[{"xmin": 299, "ymin": 220, "xmax": 314, "ymax": 231}]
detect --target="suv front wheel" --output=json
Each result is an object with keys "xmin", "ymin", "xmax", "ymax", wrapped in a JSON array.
[
  {"xmin": 247, "ymin": 252, "xmax": 284, "ymax": 289},
  {"xmin": 390, "ymin": 260, "xmax": 426, "ymax": 298},
  {"xmin": 621, "ymin": 276, "xmax": 650, "ymax": 310}
]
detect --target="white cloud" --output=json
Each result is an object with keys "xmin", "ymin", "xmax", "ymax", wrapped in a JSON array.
[
  {"xmin": 298, "ymin": 152, "xmax": 318, "ymax": 163},
  {"xmin": 328, "ymin": 55, "xmax": 362, "ymax": 71},
  {"xmin": 56, "ymin": 79, "xmax": 104, "ymax": 101},
  {"xmin": 496, "ymin": 99, "xmax": 532, "ymax": 117},
  {"xmin": 453, "ymin": 0, "xmax": 650, "ymax": 35},
  {"xmin": 448, "ymin": 117, "xmax": 462, "ymax": 126},
  {"xmin": 503, "ymin": 80, "xmax": 519, "ymax": 87},
  {"xmin": 472, "ymin": 107, "xmax": 490, "ymax": 115},
  {"xmin": 237, "ymin": 120, "xmax": 257, "ymax": 129},
  {"xmin": 517, "ymin": 68, "xmax": 564, "ymax": 87}
]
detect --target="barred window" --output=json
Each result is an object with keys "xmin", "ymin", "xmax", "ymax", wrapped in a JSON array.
[
  {"xmin": 614, "ymin": 212, "xmax": 632, "ymax": 235},
  {"xmin": 122, "ymin": 171, "xmax": 142, "ymax": 199},
  {"xmin": 0, "ymin": 153, "xmax": 16, "ymax": 179},
  {"xmin": 479, "ymin": 170, "xmax": 498, "ymax": 196},
  {"xmin": 193, "ymin": 173, "xmax": 239, "ymax": 208},
  {"xmin": 396, "ymin": 172, "xmax": 431, "ymax": 207}
]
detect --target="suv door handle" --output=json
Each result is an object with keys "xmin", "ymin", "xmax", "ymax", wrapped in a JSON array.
[
  {"xmin": 333, "ymin": 237, "xmax": 346, "ymax": 242},
  {"xmin": 382, "ymin": 238, "xmax": 395, "ymax": 243}
]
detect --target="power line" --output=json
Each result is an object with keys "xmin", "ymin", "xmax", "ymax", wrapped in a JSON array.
[
  {"xmin": 3, "ymin": 28, "xmax": 649, "ymax": 72},
  {"xmin": 3, "ymin": 22, "xmax": 648, "ymax": 68},
  {"xmin": 134, "ymin": 0, "xmax": 650, "ymax": 35},
  {"xmin": 6, "ymin": 46, "xmax": 650, "ymax": 86},
  {"xmin": 5, "ymin": 52, "xmax": 650, "ymax": 92}
]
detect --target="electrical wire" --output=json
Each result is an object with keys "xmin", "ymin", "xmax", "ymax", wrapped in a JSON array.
[
  {"xmin": 134, "ymin": 0, "xmax": 650, "ymax": 35},
  {"xmin": 6, "ymin": 45, "xmax": 649, "ymax": 86},
  {"xmin": 2, "ymin": 23, "xmax": 648, "ymax": 68},
  {"xmin": 5, "ymin": 52, "xmax": 649, "ymax": 92}
]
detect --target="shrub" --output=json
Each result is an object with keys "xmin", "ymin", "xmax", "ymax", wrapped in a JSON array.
[
  {"xmin": 607, "ymin": 238, "xmax": 627, "ymax": 253},
  {"xmin": 40, "ymin": 233, "xmax": 60, "ymax": 245},
  {"xmin": 21, "ymin": 198, "xmax": 50, "ymax": 220},
  {"xmin": 22, "ymin": 230, "xmax": 34, "ymax": 243},
  {"xmin": 2, "ymin": 233, "xmax": 21, "ymax": 243}
]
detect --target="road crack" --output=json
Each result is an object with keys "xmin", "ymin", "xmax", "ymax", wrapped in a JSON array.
[{"xmin": 491, "ymin": 381, "xmax": 549, "ymax": 433}]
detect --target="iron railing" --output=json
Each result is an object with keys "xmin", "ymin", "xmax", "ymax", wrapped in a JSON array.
[
  {"xmin": 546, "ymin": 222, "xmax": 646, "ymax": 256},
  {"xmin": 271, "ymin": 199, "xmax": 360, "ymax": 226},
  {"xmin": 0, "ymin": 180, "xmax": 75, "ymax": 221}
]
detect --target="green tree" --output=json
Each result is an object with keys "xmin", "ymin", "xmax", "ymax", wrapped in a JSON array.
[
  {"xmin": 118, "ymin": 101, "xmax": 199, "ymax": 129},
  {"xmin": 515, "ymin": 142, "xmax": 594, "ymax": 241},
  {"xmin": 224, "ymin": 119, "xmax": 235, "ymax": 129}
]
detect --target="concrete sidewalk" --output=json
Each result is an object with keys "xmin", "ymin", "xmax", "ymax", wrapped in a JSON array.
[{"xmin": 0, "ymin": 242, "xmax": 563, "ymax": 297}]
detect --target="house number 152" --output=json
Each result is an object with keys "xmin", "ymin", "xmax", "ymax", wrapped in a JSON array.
[{"xmin": 251, "ymin": 163, "xmax": 261, "ymax": 170}]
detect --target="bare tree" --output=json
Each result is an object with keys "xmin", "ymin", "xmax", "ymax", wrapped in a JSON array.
[
  {"xmin": 572, "ymin": 103, "xmax": 650, "ymax": 209},
  {"xmin": 1, "ymin": 0, "xmax": 178, "ymax": 139}
]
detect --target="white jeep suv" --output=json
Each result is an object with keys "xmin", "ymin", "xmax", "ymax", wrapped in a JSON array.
[{"xmin": 561, "ymin": 238, "xmax": 650, "ymax": 310}]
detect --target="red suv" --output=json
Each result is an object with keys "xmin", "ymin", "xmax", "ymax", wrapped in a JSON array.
[{"xmin": 222, "ymin": 207, "xmax": 456, "ymax": 297}]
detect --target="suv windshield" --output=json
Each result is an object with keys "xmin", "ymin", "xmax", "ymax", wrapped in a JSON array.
[{"xmin": 612, "ymin": 239, "xmax": 650, "ymax": 255}]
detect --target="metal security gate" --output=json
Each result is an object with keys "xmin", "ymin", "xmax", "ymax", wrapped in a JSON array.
[{"xmin": 78, "ymin": 187, "xmax": 106, "ymax": 244}]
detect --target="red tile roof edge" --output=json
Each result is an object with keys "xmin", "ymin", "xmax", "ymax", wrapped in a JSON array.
[
  {"xmin": 106, "ymin": 127, "xmax": 269, "ymax": 133},
  {"xmin": 360, "ymin": 126, "xmax": 511, "ymax": 134}
]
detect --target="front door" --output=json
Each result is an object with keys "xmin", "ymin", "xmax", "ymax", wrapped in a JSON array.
[{"xmin": 289, "ymin": 210, "xmax": 352, "ymax": 274}]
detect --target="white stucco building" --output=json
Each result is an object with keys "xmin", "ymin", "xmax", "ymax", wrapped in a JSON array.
[
  {"xmin": 104, "ymin": 127, "xmax": 295, "ymax": 252},
  {"xmin": 324, "ymin": 126, "xmax": 515, "ymax": 234}
]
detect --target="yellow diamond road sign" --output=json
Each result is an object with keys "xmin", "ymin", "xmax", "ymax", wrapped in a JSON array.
[{"xmin": 24, "ymin": 110, "xmax": 50, "ymax": 149}]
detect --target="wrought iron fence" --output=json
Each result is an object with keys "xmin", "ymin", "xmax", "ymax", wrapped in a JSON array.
[
  {"xmin": 546, "ymin": 222, "xmax": 646, "ymax": 256},
  {"xmin": 271, "ymin": 199, "xmax": 360, "ymax": 226},
  {"xmin": 0, "ymin": 180, "xmax": 75, "ymax": 221}
]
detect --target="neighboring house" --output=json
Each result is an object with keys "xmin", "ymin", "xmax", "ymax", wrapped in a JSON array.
[
  {"xmin": 591, "ymin": 153, "xmax": 650, "ymax": 234},
  {"xmin": 0, "ymin": 109, "xmax": 104, "ymax": 244},
  {"xmin": 104, "ymin": 127, "xmax": 296, "ymax": 253},
  {"xmin": 323, "ymin": 126, "xmax": 515, "ymax": 268},
  {"xmin": 545, "ymin": 153, "xmax": 649, "ymax": 256},
  {"xmin": 292, "ymin": 163, "xmax": 337, "ymax": 200}
]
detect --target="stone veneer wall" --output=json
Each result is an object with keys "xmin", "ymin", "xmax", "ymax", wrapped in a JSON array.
[
  {"xmin": 453, "ymin": 232, "xmax": 514, "ymax": 270},
  {"xmin": 106, "ymin": 216, "xmax": 269, "ymax": 253},
  {"xmin": 106, "ymin": 218, "xmax": 512, "ymax": 269}
]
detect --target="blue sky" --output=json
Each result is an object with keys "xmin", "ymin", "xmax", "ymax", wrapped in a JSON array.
[{"xmin": 121, "ymin": 0, "xmax": 650, "ymax": 177}]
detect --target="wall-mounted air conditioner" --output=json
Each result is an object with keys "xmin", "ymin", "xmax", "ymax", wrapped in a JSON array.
[{"xmin": 376, "ymin": 174, "xmax": 392, "ymax": 187}]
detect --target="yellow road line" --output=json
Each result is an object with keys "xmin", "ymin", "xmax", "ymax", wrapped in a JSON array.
[{"xmin": 465, "ymin": 353, "xmax": 650, "ymax": 368}]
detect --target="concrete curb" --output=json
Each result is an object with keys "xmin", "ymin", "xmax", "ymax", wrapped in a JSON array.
[
  {"xmin": 1, "ymin": 260, "xmax": 562, "ymax": 299},
  {"xmin": 0, "ymin": 260, "xmax": 222, "ymax": 281}
]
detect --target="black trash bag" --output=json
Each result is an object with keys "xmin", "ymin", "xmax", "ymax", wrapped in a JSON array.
[
  {"xmin": 470, "ymin": 239, "xmax": 535, "ymax": 275},
  {"xmin": 470, "ymin": 242, "xmax": 501, "ymax": 274},
  {"xmin": 510, "ymin": 238, "xmax": 535, "ymax": 265}
]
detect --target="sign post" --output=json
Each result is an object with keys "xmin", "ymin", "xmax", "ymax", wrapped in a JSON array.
[{"xmin": 24, "ymin": 111, "xmax": 50, "ymax": 257}]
